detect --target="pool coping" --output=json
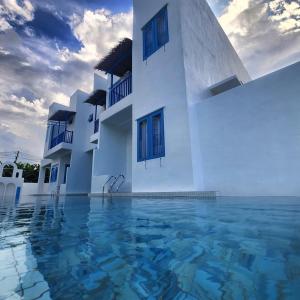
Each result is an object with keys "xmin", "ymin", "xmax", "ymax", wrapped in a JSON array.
[
  {"xmin": 89, "ymin": 191, "xmax": 217, "ymax": 198},
  {"xmin": 30, "ymin": 191, "xmax": 217, "ymax": 198}
]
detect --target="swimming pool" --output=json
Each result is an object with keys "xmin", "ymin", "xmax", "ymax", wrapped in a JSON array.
[{"xmin": 0, "ymin": 196, "xmax": 299, "ymax": 299}]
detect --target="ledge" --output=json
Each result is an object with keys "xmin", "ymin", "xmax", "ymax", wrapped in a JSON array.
[{"xmin": 89, "ymin": 191, "xmax": 217, "ymax": 198}]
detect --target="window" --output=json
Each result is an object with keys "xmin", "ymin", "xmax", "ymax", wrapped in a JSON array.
[
  {"xmin": 50, "ymin": 165, "xmax": 58, "ymax": 183},
  {"xmin": 138, "ymin": 119, "xmax": 148, "ymax": 161},
  {"xmin": 142, "ymin": 6, "xmax": 169, "ymax": 60},
  {"xmin": 88, "ymin": 114, "xmax": 93, "ymax": 123},
  {"xmin": 63, "ymin": 164, "xmax": 70, "ymax": 184},
  {"xmin": 137, "ymin": 108, "xmax": 165, "ymax": 161}
]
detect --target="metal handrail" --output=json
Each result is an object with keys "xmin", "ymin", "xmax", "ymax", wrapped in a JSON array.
[
  {"xmin": 110, "ymin": 174, "xmax": 125, "ymax": 193},
  {"xmin": 115, "ymin": 175, "xmax": 125, "ymax": 192},
  {"xmin": 50, "ymin": 130, "xmax": 73, "ymax": 149},
  {"xmin": 109, "ymin": 72, "xmax": 132, "ymax": 106},
  {"xmin": 102, "ymin": 175, "xmax": 116, "ymax": 195}
]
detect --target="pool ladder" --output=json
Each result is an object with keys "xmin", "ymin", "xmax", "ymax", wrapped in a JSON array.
[{"xmin": 102, "ymin": 174, "xmax": 125, "ymax": 197}]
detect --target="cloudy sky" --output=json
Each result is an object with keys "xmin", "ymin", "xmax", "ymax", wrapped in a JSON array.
[{"xmin": 0, "ymin": 0, "xmax": 299, "ymax": 161}]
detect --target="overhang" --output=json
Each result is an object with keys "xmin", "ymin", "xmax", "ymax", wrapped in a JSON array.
[
  {"xmin": 84, "ymin": 89, "xmax": 107, "ymax": 106},
  {"xmin": 95, "ymin": 38, "xmax": 132, "ymax": 77},
  {"xmin": 48, "ymin": 109, "xmax": 76, "ymax": 121},
  {"xmin": 209, "ymin": 75, "xmax": 243, "ymax": 95}
]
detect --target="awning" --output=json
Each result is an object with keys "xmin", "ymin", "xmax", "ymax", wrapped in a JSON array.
[
  {"xmin": 84, "ymin": 89, "xmax": 107, "ymax": 106},
  {"xmin": 48, "ymin": 110, "xmax": 76, "ymax": 121},
  {"xmin": 209, "ymin": 75, "xmax": 243, "ymax": 95},
  {"xmin": 95, "ymin": 38, "xmax": 132, "ymax": 77}
]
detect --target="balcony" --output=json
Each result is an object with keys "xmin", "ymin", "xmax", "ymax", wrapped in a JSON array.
[
  {"xmin": 95, "ymin": 38, "xmax": 132, "ymax": 108},
  {"xmin": 109, "ymin": 72, "xmax": 132, "ymax": 106},
  {"xmin": 50, "ymin": 130, "xmax": 73, "ymax": 149}
]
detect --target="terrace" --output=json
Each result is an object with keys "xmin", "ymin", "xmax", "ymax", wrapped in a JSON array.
[
  {"xmin": 44, "ymin": 106, "xmax": 75, "ymax": 159},
  {"xmin": 95, "ymin": 38, "xmax": 132, "ymax": 108}
]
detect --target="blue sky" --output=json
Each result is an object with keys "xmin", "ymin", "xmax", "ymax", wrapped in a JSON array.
[{"xmin": 0, "ymin": 0, "xmax": 300, "ymax": 160}]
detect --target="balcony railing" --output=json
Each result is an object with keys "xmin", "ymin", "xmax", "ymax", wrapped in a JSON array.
[
  {"xmin": 50, "ymin": 130, "xmax": 73, "ymax": 149},
  {"xmin": 109, "ymin": 72, "xmax": 132, "ymax": 106},
  {"xmin": 94, "ymin": 119, "xmax": 99, "ymax": 134}
]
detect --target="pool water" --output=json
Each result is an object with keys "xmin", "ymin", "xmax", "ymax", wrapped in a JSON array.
[{"xmin": 0, "ymin": 196, "xmax": 300, "ymax": 300}]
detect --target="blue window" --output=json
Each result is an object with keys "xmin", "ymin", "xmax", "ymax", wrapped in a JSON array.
[
  {"xmin": 50, "ymin": 165, "xmax": 58, "ymax": 183},
  {"xmin": 137, "ymin": 108, "xmax": 165, "ymax": 162},
  {"xmin": 88, "ymin": 114, "xmax": 93, "ymax": 122},
  {"xmin": 142, "ymin": 6, "xmax": 169, "ymax": 60}
]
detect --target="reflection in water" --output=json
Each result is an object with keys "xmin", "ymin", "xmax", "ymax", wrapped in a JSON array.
[{"xmin": 0, "ymin": 196, "xmax": 300, "ymax": 299}]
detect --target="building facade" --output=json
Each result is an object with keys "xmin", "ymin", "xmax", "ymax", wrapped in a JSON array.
[{"xmin": 37, "ymin": 0, "xmax": 300, "ymax": 196}]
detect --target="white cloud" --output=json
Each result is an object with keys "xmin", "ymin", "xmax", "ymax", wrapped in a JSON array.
[
  {"xmin": 269, "ymin": 0, "xmax": 300, "ymax": 34},
  {"xmin": 0, "ymin": 94, "xmax": 48, "ymax": 122},
  {"xmin": 50, "ymin": 92, "xmax": 69, "ymax": 106},
  {"xmin": 0, "ymin": 7, "xmax": 133, "ymax": 157},
  {"xmin": 0, "ymin": 95, "xmax": 48, "ymax": 155},
  {"xmin": 219, "ymin": 0, "xmax": 251, "ymax": 36},
  {"xmin": 69, "ymin": 8, "xmax": 133, "ymax": 63},
  {"xmin": 0, "ymin": 0, "xmax": 34, "ymax": 28},
  {"xmin": 216, "ymin": 0, "xmax": 300, "ymax": 78},
  {"xmin": 0, "ymin": 16, "xmax": 12, "ymax": 31}
]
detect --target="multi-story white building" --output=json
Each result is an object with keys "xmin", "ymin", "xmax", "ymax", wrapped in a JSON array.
[{"xmin": 37, "ymin": 0, "xmax": 300, "ymax": 197}]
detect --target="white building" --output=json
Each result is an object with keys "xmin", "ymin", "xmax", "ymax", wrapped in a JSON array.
[
  {"xmin": 0, "ymin": 161, "xmax": 24, "ymax": 200},
  {"xmin": 37, "ymin": 0, "xmax": 300, "ymax": 197}
]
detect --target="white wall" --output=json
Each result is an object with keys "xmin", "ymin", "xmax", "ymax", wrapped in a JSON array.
[
  {"xmin": 66, "ymin": 90, "xmax": 94, "ymax": 194},
  {"xmin": 192, "ymin": 62, "xmax": 300, "ymax": 196},
  {"xmin": 22, "ymin": 183, "xmax": 41, "ymax": 195},
  {"xmin": 180, "ymin": 0, "xmax": 250, "ymax": 105},
  {"xmin": 179, "ymin": 0, "xmax": 251, "ymax": 190},
  {"xmin": 94, "ymin": 123, "xmax": 127, "ymax": 176},
  {"xmin": 132, "ymin": 0, "xmax": 195, "ymax": 192}
]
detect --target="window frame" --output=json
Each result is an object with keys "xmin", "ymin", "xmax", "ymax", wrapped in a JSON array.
[
  {"xmin": 63, "ymin": 164, "xmax": 70, "ymax": 184},
  {"xmin": 50, "ymin": 164, "xmax": 58, "ymax": 183},
  {"xmin": 137, "ymin": 108, "xmax": 165, "ymax": 162},
  {"xmin": 142, "ymin": 5, "xmax": 169, "ymax": 60}
]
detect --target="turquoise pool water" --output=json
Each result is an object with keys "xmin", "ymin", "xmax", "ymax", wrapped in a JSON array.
[{"xmin": 0, "ymin": 196, "xmax": 300, "ymax": 300}]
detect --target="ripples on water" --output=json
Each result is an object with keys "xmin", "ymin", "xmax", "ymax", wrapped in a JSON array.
[{"xmin": 0, "ymin": 196, "xmax": 300, "ymax": 300}]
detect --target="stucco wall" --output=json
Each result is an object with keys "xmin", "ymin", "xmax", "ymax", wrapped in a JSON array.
[
  {"xmin": 179, "ymin": 0, "xmax": 252, "ymax": 191},
  {"xmin": 22, "ymin": 183, "xmax": 41, "ymax": 195},
  {"xmin": 66, "ymin": 90, "xmax": 93, "ymax": 194},
  {"xmin": 192, "ymin": 62, "xmax": 300, "ymax": 196},
  {"xmin": 180, "ymin": 0, "xmax": 251, "ymax": 105},
  {"xmin": 93, "ymin": 124, "xmax": 127, "ymax": 177},
  {"xmin": 132, "ymin": 0, "xmax": 195, "ymax": 192}
]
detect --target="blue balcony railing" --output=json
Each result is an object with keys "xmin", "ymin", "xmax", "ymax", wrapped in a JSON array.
[
  {"xmin": 109, "ymin": 72, "xmax": 132, "ymax": 106},
  {"xmin": 94, "ymin": 119, "xmax": 99, "ymax": 134},
  {"xmin": 50, "ymin": 130, "xmax": 73, "ymax": 149}
]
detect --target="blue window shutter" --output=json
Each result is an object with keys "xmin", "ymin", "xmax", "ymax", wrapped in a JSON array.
[
  {"xmin": 143, "ymin": 20, "xmax": 155, "ymax": 60},
  {"xmin": 151, "ymin": 109, "xmax": 165, "ymax": 159},
  {"xmin": 137, "ymin": 119, "xmax": 148, "ymax": 161},
  {"xmin": 142, "ymin": 5, "xmax": 169, "ymax": 60},
  {"xmin": 160, "ymin": 109, "xmax": 165, "ymax": 157},
  {"xmin": 152, "ymin": 114, "xmax": 160, "ymax": 157},
  {"xmin": 157, "ymin": 7, "xmax": 169, "ymax": 47},
  {"xmin": 137, "ymin": 108, "xmax": 165, "ymax": 162}
]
